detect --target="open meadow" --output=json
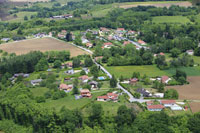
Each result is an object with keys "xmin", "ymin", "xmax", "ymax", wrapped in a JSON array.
[
  {"xmin": 119, "ymin": 1, "xmax": 192, "ymax": 9},
  {"xmin": 5, "ymin": 11, "xmax": 37, "ymax": 22},
  {"xmin": 152, "ymin": 16, "xmax": 191, "ymax": 24},
  {"xmin": 0, "ymin": 37, "xmax": 89, "ymax": 57},
  {"xmin": 189, "ymin": 102, "xmax": 200, "ymax": 113},
  {"xmin": 166, "ymin": 76, "xmax": 200, "ymax": 100}
]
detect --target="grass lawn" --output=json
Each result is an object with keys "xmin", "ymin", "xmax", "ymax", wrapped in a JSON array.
[
  {"xmin": 118, "ymin": 1, "xmax": 182, "ymax": 5},
  {"xmin": 164, "ymin": 66, "xmax": 200, "ymax": 76},
  {"xmin": 105, "ymin": 65, "xmax": 170, "ymax": 78},
  {"xmin": 192, "ymin": 56, "xmax": 200, "ymax": 64},
  {"xmin": 6, "ymin": 12, "xmax": 37, "ymax": 23},
  {"xmin": 152, "ymin": 16, "xmax": 190, "ymax": 24},
  {"xmin": 31, "ymin": 87, "xmax": 49, "ymax": 97}
]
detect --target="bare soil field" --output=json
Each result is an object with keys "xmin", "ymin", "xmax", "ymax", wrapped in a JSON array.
[
  {"xmin": 0, "ymin": 37, "xmax": 89, "ymax": 57},
  {"xmin": 189, "ymin": 102, "xmax": 200, "ymax": 113},
  {"xmin": 166, "ymin": 76, "xmax": 200, "ymax": 100},
  {"xmin": 120, "ymin": 1, "xmax": 192, "ymax": 9}
]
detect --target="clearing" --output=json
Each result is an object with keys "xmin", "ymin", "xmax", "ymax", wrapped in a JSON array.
[
  {"xmin": 189, "ymin": 102, "xmax": 200, "ymax": 113},
  {"xmin": 119, "ymin": 1, "xmax": 192, "ymax": 9},
  {"xmin": 152, "ymin": 16, "xmax": 190, "ymax": 24},
  {"xmin": 105, "ymin": 65, "xmax": 170, "ymax": 78},
  {"xmin": 5, "ymin": 12, "xmax": 37, "ymax": 22},
  {"xmin": 166, "ymin": 76, "xmax": 200, "ymax": 100},
  {"xmin": 0, "ymin": 37, "xmax": 89, "ymax": 57}
]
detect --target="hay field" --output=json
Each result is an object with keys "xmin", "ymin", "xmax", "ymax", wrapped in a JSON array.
[
  {"xmin": 166, "ymin": 76, "xmax": 200, "ymax": 100},
  {"xmin": 0, "ymin": 37, "xmax": 89, "ymax": 57},
  {"xmin": 119, "ymin": 1, "xmax": 192, "ymax": 9}
]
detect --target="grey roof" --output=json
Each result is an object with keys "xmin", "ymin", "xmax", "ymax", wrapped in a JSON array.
[
  {"xmin": 88, "ymin": 81, "xmax": 98, "ymax": 85},
  {"xmin": 136, "ymin": 88, "xmax": 150, "ymax": 97}
]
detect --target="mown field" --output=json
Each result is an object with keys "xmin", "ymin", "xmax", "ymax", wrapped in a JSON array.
[
  {"xmin": 152, "ymin": 16, "xmax": 191, "ymax": 24},
  {"xmin": 0, "ymin": 37, "xmax": 89, "ymax": 57},
  {"xmin": 189, "ymin": 102, "xmax": 200, "ymax": 113},
  {"xmin": 5, "ymin": 12, "xmax": 37, "ymax": 22},
  {"xmin": 119, "ymin": 1, "xmax": 192, "ymax": 9}
]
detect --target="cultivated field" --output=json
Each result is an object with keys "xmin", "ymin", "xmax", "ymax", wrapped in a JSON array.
[
  {"xmin": 189, "ymin": 102, "xmax": 200, "ymax": 113},
  {"xmin": 152, "ymin": 16, "xmax": 190, "ymax": 24},
  {"xmin": 0, "ymin": 37, "xmax": 89, "ymax": 57},
  {"xmin": 119, "ymin": 1, "xmax": 192, "ymax": 9},
  {"xmin": 166, "ymin": 76, "xmax": 200, "ymax": 100}
]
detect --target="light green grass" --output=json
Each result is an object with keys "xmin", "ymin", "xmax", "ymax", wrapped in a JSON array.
[
  {"xmin": 7, "ymin": 12, "xmax": 37, "ymax": 23},
  {"xmin": 31, "ymin": 87, "xmax": 49, "ymax": 97},
  {"xmin": 152, "ymin": 16, "xmax": 190, "ymax": 24},
  {"xmin": 105, "ymin": 65, "xmax": 170, "ymax": 78},
  {"xmin": 118, "ymin": 1, "xmax": 182, "ymax": 6},
  {"xmin": 164, "ymin": 66, "xmax": 200, "ymax": 76},
  {"xmin": 192, "ymin": 56, "xmax": 200, "ymax": 64}
]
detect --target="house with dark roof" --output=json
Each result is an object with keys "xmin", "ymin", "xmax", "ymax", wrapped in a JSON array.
[
  {"xmin": 88, "ymin": 81, "xmax": 98, "ymax": 89},
  {"xmin": 136, "ymin": 88, "xmax": 152, "ymax": 97},
  {"xmin": 31, "ymin": 79, "xmax": 42, "ymax": 86}
]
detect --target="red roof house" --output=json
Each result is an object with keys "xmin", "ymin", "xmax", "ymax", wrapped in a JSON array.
[
  {"xmin": 160, "ymin": 100, "xmax": 176, "ymax": 107},
  {"xmin": 117, "ymin": 28, "xmax": 125, "ymax": 31},
  {"xmin": 138, "ymin": 39, "xmax": 146, "ymax": 45},
  {"xmin": 59, "ymin": 83, "xmax": 73, "ymax": 91},
  {"xmin": 161, "ymin": 76, "xmax": 170, "ymax": 84},
  {"xmin": 129, "ymin": 78, "xmax": 138, "ymax": 85},
  {"xmin": 97, "ymin": 93, "xmax": 118, "ymax": 102},
  {"xmin": 81, "ymin": 89, "xmax": 91, "ymax": 97},
  {"xmin": 146, "ymin": 101, "xmax": 153, "ymax": 106},
  {"xmin": 86, "ymin": 43, "xmax": 93, "ymax": 48},
  {"xmin": 147, "ymin": 104, "xmax": 165, "ymax": 111}
]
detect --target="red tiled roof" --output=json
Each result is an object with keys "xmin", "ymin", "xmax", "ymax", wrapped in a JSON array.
[
  {"xmin": 130, "ymin": 78, "xmax": 138, "ymax": 82},
  {"xmin": 117, "ymin": 28, "xmax": 125, "ymax": 31},
  {"xmin": 81, "ymin": 89, "xmax": 90, "ymax": 93},
  {"xmin": 104, "ymin": 42, "xmax": 113, "ymax": 46},
  {"xmin": 123, "ymin": 41, "xmax": 131, "ymax": 45},
  {"xmin": 95, "ymin": 56, "xmax": 103, "ymax": 61},
  {"xmin": 97, "ymin": 95, "xmax": 109, "ymax": 99},
  {"xmin": 147, "ymin": 104, "xmax": 164, "ymax": 109},
  {"xmin": 146, "ymin": 101, "xmax": 153, "ymax": 105},
  {"xmin": 161, "ymin": 100, "xmax": 176, "ymax": 104},
  {"xmin": 79, "ymin": 75, "xmax": 89, "ymax": 80},
  {"xmin": 107, "ymin": 93, "xmax": 118, "ymax": 97},
  {"xmin": 160, "ymin": 52, "xmax": 165, "ymax": 56},
  {"xmin": 138, "ymin": 39, "xmax": 146, "ymax": 44},
  {"xmin": 162, "ymin": 76, "xmax": 169, "ymax": 83}
]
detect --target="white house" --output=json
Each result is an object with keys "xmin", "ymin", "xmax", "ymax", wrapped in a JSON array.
[
  {"xmin": 186, "ymin": 50, "xmax": 194, "ymax": 55},
  {"xmin": 153, "ymin": 93, "xmax": 164, "ymax": 98}
]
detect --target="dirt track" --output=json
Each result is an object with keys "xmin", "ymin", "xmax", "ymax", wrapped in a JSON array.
[
  {"xmin": 166, "ymin": 76, "xmax": 200, "ymax": 100},
  {"xmin": 0, "ymin": 37, "xmax": 89, "ymax": 57},
  {"xmin": 120, "ymin": 1, "xmax": 192, "ymax": 9}
]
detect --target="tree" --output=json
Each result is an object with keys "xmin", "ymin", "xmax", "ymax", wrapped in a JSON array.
[
  {"xmin": 72, "ymin": 57, "xmax": 81, "ymax": 68},
  {"xmin": 53, "ymin": 60, "xmax": 62, "ymax": 68},
  {"xmin": 97, "ymin": 82, "xmax": 103, "ymax": 89},
  {"xmin": 35, "ymin": 58, "xmax": 48, "ymax": 71},
  {"xmin": 90, "ymin": 65, "xmax": 99, "ymax": 77},
  {"xmin": 17, "ymin": 28, "xmax": 23, "ymax": 35},
  {"xmin": 84, "ymin": 56, "xmax": 93, "ymax": 67},
  {"xmin": 73, "ymin": 85, "xmax": 79, "ymax": 95},
  {"xmin": 89, "ymin": 104, "xmax": 104, "ymax": 127},
  {"xmin": 66, "ymin": 31, "xmax": 73, "ymax": 42},
  {"xmin": 24, "ymin": 16, "xmax": 28, "ymax": 21},
  {"xmin": 132, "ymin": 72, "xmax": 140, "ymax": 79},
  {"xmin": 133, "ymin": 92, "xmax": 140, "ymax": 99},
  {"xmin": 188, "ymin": 113, "xmax": 200, "ymax": 132},
  {"xmin": 119, "ymin": 75, "xmax": 124, "ymax": 82},
  {"xmin": 80, "ymin": 70, "xmax": 86, "ymax": 75},
  {"xmin": 35, "ymin": 96, "xmax": 46, "ymax": 103},
  {"xmin": 110, "ymin": 75, "xmax": 117, "ymax": 88},
  {"xmin": 170, "ymin": 48, "xmax": 181, "ymax": 58},
  {"xmin": 164, "ymin": 89, "xmax": 179, "ymax": 99},
  {"xmin": 194, "ymin": 47, "xmax": 200, "ymax": 56}
]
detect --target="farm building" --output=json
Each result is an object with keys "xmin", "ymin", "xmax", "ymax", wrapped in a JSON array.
[
  {"xmin": 170, "ymin": 104, "xmax": 183, "ymax": 111},
  {"xmin": 147, "ymin": 105, "xmax": 165, "ymax": 111},
  {"xmin": 138, "ymin": 39, "xmax": 146, "ymax": 45},
  {"xmin": 146, "ymin": 101, "xmax": 153, "ymax": 106}
]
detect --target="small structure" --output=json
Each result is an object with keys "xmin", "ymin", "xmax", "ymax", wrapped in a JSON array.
[
  {"xmin": 136, "ymin": 88, "xmax": 152, "ymax": 97},
  {"xmin": 97, "ymin": 93, "xmax": 118, "ymax": 102},
  {"xmin": 86, "ymin": 43, "xmax": 93, "ymax": 48},
  {"xmin": 100, "ymin": 27, "xmax": 110, "ymax": 33},
  {"xmin": 161, "ymin": 76, "xmax": 171, "ymax": 84},
  {"xmin": 80, "ymin": 89, "xmax": 91, "ymax": 97},
  {"xmin": 59, "ymin": 83, "xmax": 73, "ymax": 91},
  {"xmin": 146, "ymin": 101, "xmax": 153, "ymax": 106},
  {"xmin": 170, "ymin": 104, "xmax": 183, "ymax": 111},
  {"xmin": 63, "ymin": 14, "xmax": 73, "ymax": 19},
  {"xmin": 127, "ymin": 30, "xmax": 136, "ymax": 35},
  {"xmin": 65, "ymin": 69, "xmax": 74, "ymax": 75},
  {"xmin": 79, "ymin": 75, "xmax": 89, "ymax": 83},
  {"xmin": 129, "ymin": 78, "xmax": 138, "ymax": 85},
  {"xmin": 103, "ymin": 42, "xmax": 113, "ymax": 49},
  {"xmin": 14, "ymin": 73, "xmax": 29, "ymax": 78},
  {"xmin": 31, "ymin": 79, "xmax": 42, "ymax": 86},
  {"xmin": 153, "ymin": 93, "xmax": 164, "ymax": 98},
  {"xmin": 98, "ymin": 76, "xmax": 105, "ymax": 80},
  {"xmin": 82, "ymin": 37, "xmax": 89, "ymax": 44},
  {"xmin": 1, "ymin": 38, "xmax": 10, "ymax": 42},
  {"xmin": 95, "ymin": 56, "xmax": 103, "ymax": 61},
  {"xmin": 160, "ymin": 100, "xmax": 176, "ymax": 107},
  {"xmin": 186, "ymin": 50, "xmax": 194, "ymax": 55},
  {"xmin": 66, "ymin": 62, "xmax": 73, "ymax": 68},
  {"xmin": 138, "ymin": 39, "xmax": 146, "ymax": 45},
  {"xmin": 147, "ymin": 105, "xmax": 165, "ymax": 111},
  {"xmin": 88, "ymin": 81, "xmax": 98, "ymax": 89}
]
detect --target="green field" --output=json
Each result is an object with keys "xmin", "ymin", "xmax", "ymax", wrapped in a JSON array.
[
  {"xmin": 164, "ymin": 66, "xmax": 200, "ymax": 76},
  {"xmin": 118, "ymin": 1, "xmax": 182, "ymax": 6},
  {"xmin": 6, "ymin": 12, "xmax": 37, "ymax": 23},
  {"xmin": 152, "ymin": 16, "xmax": 191, "ymax": 24},
  {"xmin": 105, "ymin": 65, "xmax": 170, "ymax": 78}
]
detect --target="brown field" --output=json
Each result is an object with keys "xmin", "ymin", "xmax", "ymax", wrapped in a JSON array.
[
  {"xmin": 120, "ymin": 1, "xmax": 192, "ymax": 9},
  {"xmin": 0, "ymin": 37, "xmax": 89, "ymax": 57},
  {"xmin": 189, "ymin": 102, "xmax": 200, "ymax": 113},
  {"xmin": 166, "ymin": 76, "xmax": 200, "ymax": 100}
]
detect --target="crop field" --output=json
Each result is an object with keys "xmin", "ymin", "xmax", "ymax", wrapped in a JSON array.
[
  {"xmin": 105, "ymin": 65, "xmax": 170, "ymax": 78},
  {"xmin": 166, "ymin": 76, "xmax": 200, "ymax": 100},
  {"xmin": 152, "ymin": 16, "xmax": 190, "ymax": 24},
  {"xmin": 119, "ymin": 1, "xmax": 192, "ymax": 9},
  {"xmin": 0, "ymin": 37, "xmax": 89, "ymax": 57},
  {"xmin": 189, "ymin": 102, "xmax": 200, "ymax": 113}
]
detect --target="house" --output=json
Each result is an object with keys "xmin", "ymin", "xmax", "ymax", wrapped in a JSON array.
[
  {"xmin": 160, "ymin": 52, "xmax": 165, "ymax": 56},
  {"xmin": 14, "ymin": 73, "xmax": 29, "ymax": 78},
  {"xmin": 136, "ymin": 88, "xmax": 152, "ymax": 97},
  {"xmin": 129, "ymin": 78, "xmax": 138, "ymax": 85},
  {"xmin": 57, "ymin": 33, "xmax": 65, "ymax": 38},
  {"xmin": 86, "ymin": 43, "xmax": 93, "ymax": 48},
  {"xmin": 170, "ymin": 104, "xmax": 183, "ymax": 111},
  {"xmin": 88, "ymin": 81, "xmax": 98, "ymax": 89},
  {"xmin": 100, "ymin": 27, "xmax": 110, "ymax": 33},
  {"xmin": 160, "ymin": 100, "xmax": 176, "ymax": 107},
  {"xmin": 186, "ymin": 50, "xmax": 194, "ymax": 55},
  {"xmin": 117, "ymin": 28, "xmax": 125, "ymax": 33},
  {"xmin": 138, "ymin": 39, "xmax": 146, "ymax": 45},
  {"xmin": 80, "ymin": 89, "xmax": 91, "ymax": 97},
  {"xmin": 66, "ymin": 62, "xmax": 73, "ymax": 68},
  {"xmin": 123, "ymin": 41, "xmax": 131, "ymax": 46},
  {"xmin": 82, "ymin": 37, "xmax": 89, "ymax": 44},
  {"xmin": 79, "ymin": 75, "xmax": 89, "ymax": 83},
  {"xmin": 146, "ymin": 101, "xmax": 153, "ymax": 106},
  {"xmin": 127, "ymin": 30, "xmax": 136, "ymax": 35},
  {"xmin": 63, "ymin": 14, "xmax": 73, "ymax": 18},
  {"xmin": 1, "ymin": 38, "xmax": 10, "ymax": 42},
  {"xmin": 161, "ymin": 76, "xmax": 171, "ymax": 84},
  {"xmin": 153, "ymin": 93, "xmax": 164, "ymax": 98},
  {"xmin": 65, "ymin": 69, "xmax": 74, "ymax": 75},
  {"xmin": 97, "ymin": 93, "xmax": 118, "ymax": 102},
  {"xmin": 103, "ymin": 42, "xmax": 113, "ymax": 49},
  {"xmin": 95, "ymin": 56, "xmax": 103, "ymax": 61},
  {"xmin": 59, "ymin": 83, "xmax": 73, "ymax": 91},
  {"xmin": 147, "ymin": 105, "xmax": 165, "ymax": 111},
  {"xmin": 108, "ymin": 36, "xmax": 113, "ymax": 40},
  {"xmin": 31, "ymin": 79, "xmax": 42, "ymax": 86}
]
